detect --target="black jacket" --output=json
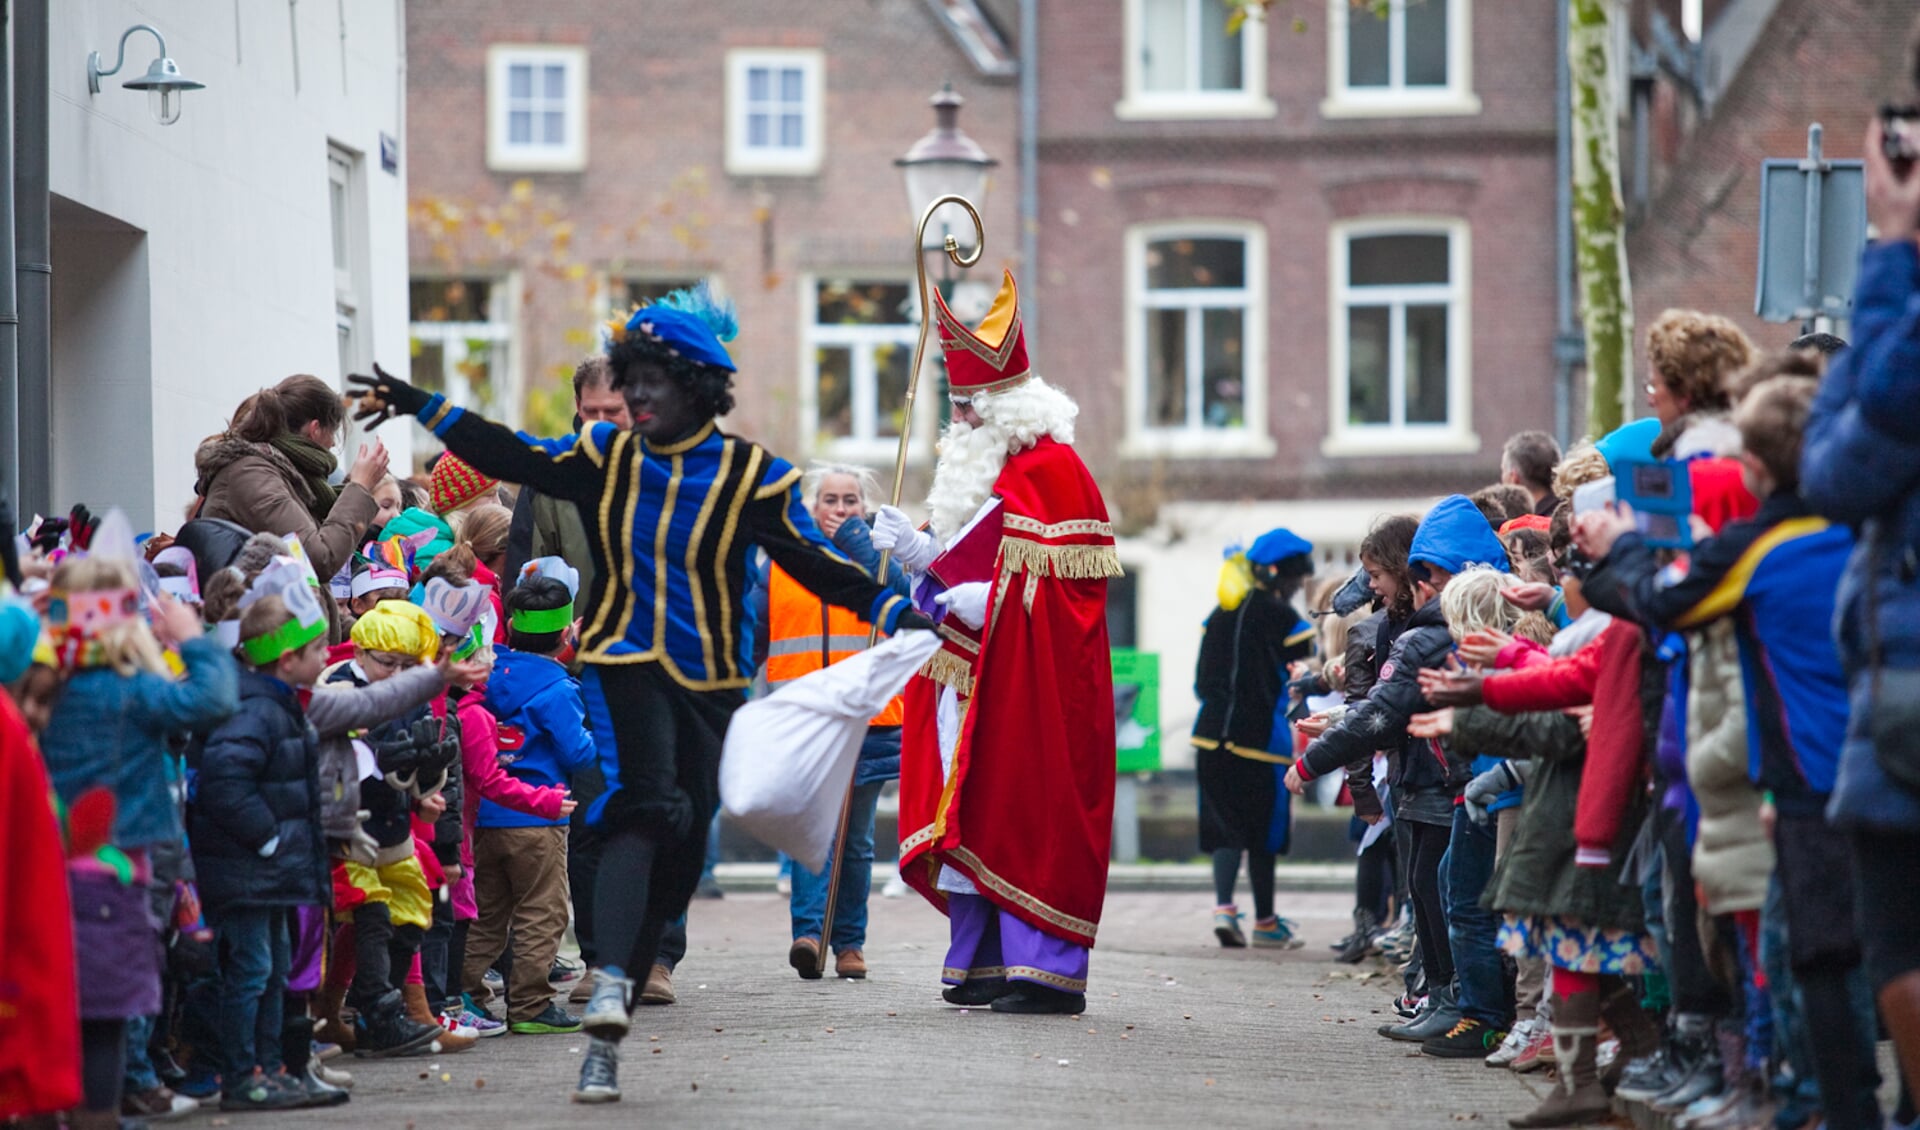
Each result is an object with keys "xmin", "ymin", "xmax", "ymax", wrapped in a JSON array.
[
  {"xmin": 1192, "ymin": 589, "xmax": 1316, "ymax": 758},
  {"xmin": 1299, "ymin": 598, "xmax": 1470, "ymax": 794},
  {"xmin": 190, "ymin": 671, "xmax": 329, "ymax": 912}
]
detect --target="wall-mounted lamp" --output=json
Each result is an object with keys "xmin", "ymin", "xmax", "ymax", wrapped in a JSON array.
[{"xmin": 87, "ymin": 24, "xmax": 206, "ymax": 125}]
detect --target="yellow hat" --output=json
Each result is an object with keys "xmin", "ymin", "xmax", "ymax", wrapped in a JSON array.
[{"xmin": 349, "ymin": 600, "xmax": 441, "ymax": 665}]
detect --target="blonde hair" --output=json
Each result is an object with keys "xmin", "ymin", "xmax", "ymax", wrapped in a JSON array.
[
  {"xmin": 1440, "ymin": 566, "xmax": 1554, "ymax": 648},
  {"xmin": 49, "ymin": 557, "xmax": 170, "ymax": 677},
  {"xmin": 1551, "ymin": 441, "xmax": 1610, "ymax": 501},
  {"xmin": 454, "ymin": 502, "xmax": 512, "ymax": 566}
]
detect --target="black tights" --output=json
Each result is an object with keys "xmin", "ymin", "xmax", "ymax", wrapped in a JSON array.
[
  {"xmin": 347, "ymin": 902, "xmax": 424, "ymax": 1011},
  {"xmin": 1355, "ymin": 831, "xmax": 1395, "ymax": 921},
  {"xmin": 80, "ymin": 1018, "xmax": 126, "ymax": 1113},
  {"xmin": 1211, "ymin": 848, "xmax": 1276, "ymax": 921},
  {"xmin": 1406, "ymin": 820, "xmax": 1453, "ymax": 989},
  {"xmin": 1798, "ymin": 962, "xmax": 1884, "ymax": 1130}
]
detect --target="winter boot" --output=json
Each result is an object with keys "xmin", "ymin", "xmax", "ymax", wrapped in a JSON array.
[
  {"xmin": 1617, "ymin": 1012, "xmax": 1711, "ymax": 1104},
  {"xmin": 352, "ymin": 989, "xmax": 443, "ymax": 1058},
  {"xmin": 1383, "ymin": 982, "xmax": 1462, "ymax": 1042},
  {"xmin": 315, "ymin": 968, "xmax": 355, "ymax": 1055},
  {"xmin": 1508, "ymin": 989, "xmax": 1609, "ymax": 1128},
  {"xmin": 280, "ymin": 1014, "xmax": 350, "ymax": 1108},
  {"xmin": 1335, "ymin": 908, "xmax": 1381, "ymax": 965},
  {"xmin": 1597, "ymin": 977, "xmax": 1663, "ymax": 1092},
  {"xmin": 404, "ymin": 982, "xmax": 475, "ymax": 1052},
  {"xmin": 1650, "ymin": 1016, "xmax": 1726, "ymax": 1113},
  {"xmin": 1672, "ymin": 1024, "xmax": 1747, "ymax": 1129}
]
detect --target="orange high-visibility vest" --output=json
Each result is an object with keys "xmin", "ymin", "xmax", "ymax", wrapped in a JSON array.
[{"xmin": 764, "ymin": 563, "xmax": 905, "ymax": 727}]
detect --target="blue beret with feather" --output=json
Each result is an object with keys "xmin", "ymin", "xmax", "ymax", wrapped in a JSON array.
[{"xmin": 607, "ymin": 280, "xmax": 739, "ymax": 372}]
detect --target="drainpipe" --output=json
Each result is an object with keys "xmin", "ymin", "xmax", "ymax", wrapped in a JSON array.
[
  {"xmin": 0, "ymin": 0, "xmax": 16, "ymax": 510},
  {"xmin": 1552, "ymin": 0, "xmax": 1582, "ymax": 447},
  {"xmin": 1018, "ymin": 0, "xmax": 1038, "ymax": 348},
  {"xmin": 15, "ymin": 0, "xmax": 49, "ymax": 517}
]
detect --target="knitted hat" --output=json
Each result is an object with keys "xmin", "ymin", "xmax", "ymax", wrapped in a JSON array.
[{"xmin": 430, "ymin": 453, "xmax": 498, "ymax": 515}]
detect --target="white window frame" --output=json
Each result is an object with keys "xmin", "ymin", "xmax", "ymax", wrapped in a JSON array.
[
  {"xmin": 1324, "ymin": 217, "xmax": 1478, "ymax": 457},
  {"xmin": 799, "ymin": 275, "xmax": 934, "ymax": 465},
  {"xmin": 328, "ymin": 145, "xmax": 366, "ymax": 382},
  {"xmin": 1322, "ymin": 0, "xmax": 1480, "ymax": 119},
  {"xmin": 486, "ymin": 45, "xmax": 589, "ymax": 173},
  {"xmin": 725, "ymin": 49, "xmax": 825, "ymax": 177},
  {"xmin": 1116, "ymin": 0, "xmax": 1275, "ymax": 121},
  {"xmin": 1121, "ymin": 222, "xmax": 1274, "ymax": 460},
  {"xmin": 408, "ymin": 276, "xmax": 520, "ymax": 431}
]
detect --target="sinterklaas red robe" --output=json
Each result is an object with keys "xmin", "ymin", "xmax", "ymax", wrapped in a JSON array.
[{"xmin": 898, "ymin": 437, "xmax": 1120, "ymax": 949}]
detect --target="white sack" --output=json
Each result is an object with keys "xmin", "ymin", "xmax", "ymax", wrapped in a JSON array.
[{"xmin": 721, "ymin": 630, "xmax": 942, "ymax": 873}]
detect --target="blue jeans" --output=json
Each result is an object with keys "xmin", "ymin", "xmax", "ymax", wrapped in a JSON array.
[
  {"xmin": 123, "ymin": 1013, "xmax": 160, "ymax": 1093},
  {"xmin": 210, "ymin": 906, "xmax": 290, "ymax": 1080},
  {"xmin": 790, "ymin": 779, "xmax": 883, "ymax": 952},
  {"xmin": 1445, "ymin": 805, "xmax": 1507, "ymax": 1027}
]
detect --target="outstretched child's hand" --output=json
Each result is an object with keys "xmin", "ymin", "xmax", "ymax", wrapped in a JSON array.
[
  {"xmin": 1456, "ymin": 629, "xmax": 1514, "ymax": 670},
  {"xmin": 416, "ymin": 792, "xmax": 447, "ymax": 822},
  {"xmin": 1406, "ymin": 708, "xmax": 1455, "ymax": 739},
  {"xmin": 1283, "ymin": 763, "xmax": 1308, "ymax": 796},
  {"xmin": 1500, "ymin": 582, "xmax": 1556, "ymax": 612},
  {"xmin": 1417, "ymin": 657, "xmax": 1486, "ymax": 707},
  {"xmin": 558, "ymin": 792, "xmax": 579, "ymax": 818}
]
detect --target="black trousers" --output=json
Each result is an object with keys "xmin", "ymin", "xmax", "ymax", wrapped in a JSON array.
[
  {"xmin": 1405, "ymin": 819, "xmax": 1454, "ymax": 989},
  {"xmin": 581, "ymin": 663, "xmax": 741, "ymax": 1011}
]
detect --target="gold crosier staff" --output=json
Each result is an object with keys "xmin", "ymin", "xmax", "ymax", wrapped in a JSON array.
[{"xmin": 814, "ymin": 193, "xmax": 985, "ymax": 978}]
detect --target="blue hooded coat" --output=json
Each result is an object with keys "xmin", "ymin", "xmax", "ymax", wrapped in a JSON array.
[{"xmin": 479, "ymin": 645, "xmax": 598, "ymax": 828}]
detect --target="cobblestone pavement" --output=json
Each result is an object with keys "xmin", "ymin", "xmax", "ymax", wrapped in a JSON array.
[{"xmin": 179, "ymin": 889, "xmax": 1565, "ymax": 1129}]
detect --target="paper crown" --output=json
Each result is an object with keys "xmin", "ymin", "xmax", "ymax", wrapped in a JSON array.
[
  {"xmin": 421, "ymin": 577, "xmax": 493, "ymax": 638},
  {"xmin": 932, "ymin": 269, "xmax": 1031, "ymax": 396}
]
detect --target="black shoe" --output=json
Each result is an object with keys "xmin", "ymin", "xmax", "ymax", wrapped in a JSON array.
[
  {"xmin": 942, "ymin": 977, "xmax": 1015, "ymax": 1006},
  {"xmin": 220, "ymin": 1068, "xmax": 306, "ymax": 1112},
  {"xmin": 1335, "ymin": 908, "xmax": 1381, "ymax": 965},
  {"xmin": 1421, "ymin": 1016, "xmax": 1507, "ymax": 1059},
  {"xmin": 989, "ymin": 984, "xmax": 1086, "ymax": 1015},
  {"xmin": 509, "ymin": 1002, "xmax": 583, "ymax": 1035},
  {"xmin": 352, "ymin": 989, "xmax": 443, "ymax": 1058},
  {"xmin": 549, "ymin": 954, "xmax": 586, "ymax": 987}
]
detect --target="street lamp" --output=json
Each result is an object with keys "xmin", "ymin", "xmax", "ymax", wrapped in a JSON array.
[
  {"xmin": 895, "ymin": 83, "xmax": 998, "ymax": 254},
  {"xmin": 88, "ymin": 24, "xmax": 206, "ymax": 126}
]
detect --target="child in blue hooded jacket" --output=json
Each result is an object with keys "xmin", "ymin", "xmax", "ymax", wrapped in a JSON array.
[{"xmin": 465, "ymin": 575, "xmax": 597, "ymax": 1034}]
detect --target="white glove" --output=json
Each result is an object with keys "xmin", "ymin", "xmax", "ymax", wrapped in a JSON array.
[
  {"xmin": 256, "ymin": 834, "xmax": 282, "ymax": 859},
  {"xmin": 935, "ymin": 581, "xmax": 991, "ymax": 630},
  {"xmin": 344, "ymin": 810, "xmax": 380, "ymax": 866},
  {"xmin": 870, "ymin": 505, "xmax": 938, "ymax": 573}
]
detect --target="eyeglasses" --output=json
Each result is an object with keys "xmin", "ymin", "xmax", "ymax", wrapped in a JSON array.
[{"xmin": 361, "ymin": 651, "xmax": 418, "ymax": 674}]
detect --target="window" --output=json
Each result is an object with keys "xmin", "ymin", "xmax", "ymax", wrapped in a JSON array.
[
  {"xmin": 410, "ymin": 278, "xmax": 516, "ymax": 467},
  {"xmin": 486, "ymin": 45, "xmax": 588, "ymax": 172},
  {"xmin": 1118, "ymin": 0, "xmax": 1274, "ymax": 119},
  {"xmin": 1324, "ymin": 0, "xmax": 1479, "ymax": 118},
  {"xmin": 1123, "ymin": 224, "xmax": 1272, "ymax": 458},
  {"xmin": 804, "ymin": 279, "xmax": 926, "ymax": 461},
  {"xmin": 328, "ymin": 147, "xmax": 364, "ymax": 382},
  {"xmin": 1325, "ymin": 220, "xmax": 1477, "ymax": 456},
  {"xmin": 725, "ymin": 50, "xmax": 824, "ymax": 176}
]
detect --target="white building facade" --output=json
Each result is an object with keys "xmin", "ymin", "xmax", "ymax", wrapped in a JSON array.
[{"xmin": 48, "ymin": 0, "xmax": 409, "ymax": 529}]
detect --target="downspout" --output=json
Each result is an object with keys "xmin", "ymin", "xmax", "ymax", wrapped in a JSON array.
[
  {"xmin": 15, "ymin": 0, "xmax": 49, "ymax": 516},
  {"xmin": 1552, "ymin": 0, "xmax": 1581, "ymax": 446},
  {"xmin": 0, "ymin": 0, "xmax": 17, "ymax": 509},
  {"xmin": 1018, "ymin": 0, "xmax": 1038, "ymax": 348}
]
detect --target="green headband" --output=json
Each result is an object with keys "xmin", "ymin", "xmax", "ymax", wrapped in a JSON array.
[
  {"xmin": 240, "ymin": 616, "xmax": 328, "ymax": 667},
  {"xmin": 451, "ymin": 624, "xmax": 486, "ymax": 661},
  {"xmin": 509, "ymin": 603, "xmax": 574, "ymax": 634}
]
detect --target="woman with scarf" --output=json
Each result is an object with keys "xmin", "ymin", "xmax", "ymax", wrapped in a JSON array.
[{"xmin": 194, "ymin": 375, "xmax": 388, "ymax": 637}]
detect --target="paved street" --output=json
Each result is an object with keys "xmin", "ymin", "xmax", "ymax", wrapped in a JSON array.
[{"xmin": 187, "ymin": 887, "xmax": 1563, "ymax": 1129}]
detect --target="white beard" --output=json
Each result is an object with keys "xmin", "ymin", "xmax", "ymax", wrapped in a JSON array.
[{"xmin": 925, "ymin": 419, "xmax": 1011, "ymax": 543}]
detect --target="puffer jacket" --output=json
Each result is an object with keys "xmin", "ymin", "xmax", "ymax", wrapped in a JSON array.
[
  {"xmin": 190, "ymin": 671, "xmax": 329, "ymax": 911},
  {"xmin": 1803, "ymin": 238, "xmax": 1920, "ymax": 833},
  {"xmin": 1684, "ymin": 620, "xmax": 1771, "ymax": 913}
]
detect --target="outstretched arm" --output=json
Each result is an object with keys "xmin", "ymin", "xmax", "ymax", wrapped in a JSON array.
[{"xmin": 745, "ymin": 467, "xmax": 922, "ymax": 634}]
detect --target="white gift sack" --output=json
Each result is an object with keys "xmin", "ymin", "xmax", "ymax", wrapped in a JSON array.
[{"xmin": 721, "ymin": 629, "xmax": 942, "ymax": 873}]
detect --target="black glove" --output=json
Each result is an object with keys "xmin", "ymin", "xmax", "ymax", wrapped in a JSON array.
[
  {"xmin": 895, "ymin": 608, "xmax": 937, "ymax": 633},
  {"xmin": 346, "ymin": 362, "xmax": 432, "ymax": 428}
]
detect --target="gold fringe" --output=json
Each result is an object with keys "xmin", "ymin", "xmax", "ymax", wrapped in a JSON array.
[
  {"xmin": 997, "ymin": 540, "xmax": 1124, "ymax": 581},
  {"xmin": 920, "ymin": 648, "xmax": 977, "ymax": 697}
]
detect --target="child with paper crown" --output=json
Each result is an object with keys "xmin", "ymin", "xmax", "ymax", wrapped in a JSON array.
[
  {"xmin": 190, "ymin": 568, "xmax": 342, "ymax": 1112},
  {"xmin": 36, "ymin": 532, "xmax": 239, "ymax": 1125}
]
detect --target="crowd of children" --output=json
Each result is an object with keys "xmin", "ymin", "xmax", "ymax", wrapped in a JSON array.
[{"xmin": 1186, "ymin": 293, "xmax": 1914, "ymax": 1128}]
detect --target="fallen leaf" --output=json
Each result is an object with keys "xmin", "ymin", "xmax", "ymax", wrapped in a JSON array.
[
  {"xmin": 650, "ymin": 1036, "xmax": 660, "ymax": 1042},
  {"xmin": 474, "ymin": 1079, "xmax": 486, "ymax": 1089},
  {"xmin": 1120, "ymin": 1034, "xmax": 1130, "ymax": 1040},
  {"xmin": 825, "ymin": 1027, "xmax": 835, "ymax": 1034},
  {"xmin": 652, "ymin": 1048, "xmax": 663, "ymax": 1055},
  {"xmin": 886, "ymin": 1012, "xmax": 897, "ymax": 1017},
  {"xmin": 691, "ymin": 1082, "xmax": 700, "ymax": 1092},
  {"xmin": 714, "ymin": 1027, "xmax": 724, "ymax": 1033},
  {"xmin": 418, "ymin": 1072, "xmax": 430, "ymax": 1080},
  {"xmin": 1204, "ymin": 1079, "xmax": 1216, "ymax": 1086},
  {"xmin": 1183, "ymin": 1014, "xmax": 1192, "ymax": 1020}
]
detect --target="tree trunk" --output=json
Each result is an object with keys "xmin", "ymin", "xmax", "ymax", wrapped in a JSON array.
[{"xmin": 1568, "ymin": 0, "xmax": 1633, "ymax": 436}]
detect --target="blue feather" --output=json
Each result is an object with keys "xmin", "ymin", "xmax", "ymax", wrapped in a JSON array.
[{"xmin": 652, "ymin": 279, "xmax": 739, "ymax": 344}]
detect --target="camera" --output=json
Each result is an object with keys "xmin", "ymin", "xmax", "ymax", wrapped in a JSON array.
[{"xmin": 1882, "ymin": 103, "xmax": 1919, "ymax": 168}]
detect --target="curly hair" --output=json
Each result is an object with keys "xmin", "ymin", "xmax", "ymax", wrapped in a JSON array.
[
  {"xmin": 1358, "ymin": 514, "xmax": 1421, "ymax": 620},
  {"xmin": 606, "ymin": 339, "xmax": 736, "ymax": 419},
  {"xmin": 1551, "ymin": 441, "xmax": 1610, "ymax": 502},
  {"xmin": 1646, "ymin": 309, "xmax": 1756, "ymax": 414}
]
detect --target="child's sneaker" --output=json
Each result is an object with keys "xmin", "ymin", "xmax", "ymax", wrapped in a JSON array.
[
  {"xmin": 572, "ymin": 1037, "xmax": 621, "ymax": 1104},
  {"xmin": 173, "ymin": 1066, "xmax": 221, "ymax": 1100},
  {"xmin": 1212, "ymin": 906, "xmax": 1246, "ymax": 948},
  {"xmin": 457, "ymin": 1009, "xmax": 507, "ymax": 1038},
  {"xmin": 220, "ymin": 1068, "xmax": 305, "ymax": 1112},
  {"xmin": 580, "ymin": 969, "xmax": 635, "ymax": 1041},
  {"xmin": 1251, "ymin": 917, "xmax": 1305, "ymax": 949},
  {"xmin": 510, "ymin": 1002, "xmax": 583, "ymax": 1035},
  {"xmin": 549, "ymin": 955, "xmax": 586, "ymax": 987}
]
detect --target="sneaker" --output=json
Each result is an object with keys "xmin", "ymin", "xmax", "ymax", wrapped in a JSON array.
[
  {"xmin": 1484, "ymin": 1018, "xmax": 1539, "ymax": 1069},
  {"xmin": 882, "ymin": 871, "xmax": 908, "ymax": 898},
  {"xmin": 1391, "ymin": 991, "xmax": 1428, "ymax": 1019},
  {"xmin": 1510, "ymin": 1025, "xmax": 1556, "ymax": 1074},
  {"xmin": 123, "ymin": 1084, "xmax": 199, "ymax": 1121},
  {"xmin": 313, "ymin": 1058, "xmax": 354, "ymax": 1090},
  {"xmin": 1421, "ymin": 1016, "xmax": 1507, "ymax": 1059},
  {"xmin": 572, "ymin": 1036, "xmax": 621, "ymax": 1103},
  {"xmin": 510, "ymin": 1002, "xmax": 583, "ymax": 1035},
  {"xmin": 549, "ymin": 954, "xmax": 586, "ymax": 987},
  {"xmin": 456, "ymin": 1009, "xmax": 507, "ymax": 1038},
  {"xmin": 173, "ymin": 1067, "xmax": 221, "ymax": 1100},
  {"xmin": 438, "ymin": 1012, "xmax": 480, "ymax": 1040},
  {"xmin": 580, "ymin": 968, "xmax": 636, "ymax": 1041},
  {"xmin": 1213, "ymin": 907, "xmax": 1247, "ymax": 948},
  {"xmin": 220, "ymin": 1068, "xmax": 305, "ymax": 1112},
  {"xmin": 1251, "ymin": 917, "xmax": 1305, "ymax": 950},
  {"xmin": 352, "ymin": 988, "xmax": 444, "ymax": 1058},
  {"xmin": 285, "ymin": 1063, "xmax": 351, "ymax": 1109},
  {"xmin": 482, "ymin": 967, "xmax": 506, "ymax": 995}
]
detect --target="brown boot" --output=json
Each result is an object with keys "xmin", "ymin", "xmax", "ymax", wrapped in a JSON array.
[
  {"xmin": 1509, "ymin": 989, "xmax": 1608, "ymax": 1129},
  {"xmin": 835, "ymin": 948, "xmax": 868, "ymax": 980},
  {"xmin": 788, "ymin": 937, "xmax": 823, "ymax": 981},
  {"xmin": 317, "ymin": 974, "xmax": 356, "ymax": 1054},
  {"xmin": 640, "ymin": 963, "xmax": 676, "ymax": 1006},
  {"xmin": 1597, "ymin": 976, "xmax": 1662, "ymax": 1092},
  {"xmin": 403, "ymin": 982, "xmax": 475, "ymax": 1052}
]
